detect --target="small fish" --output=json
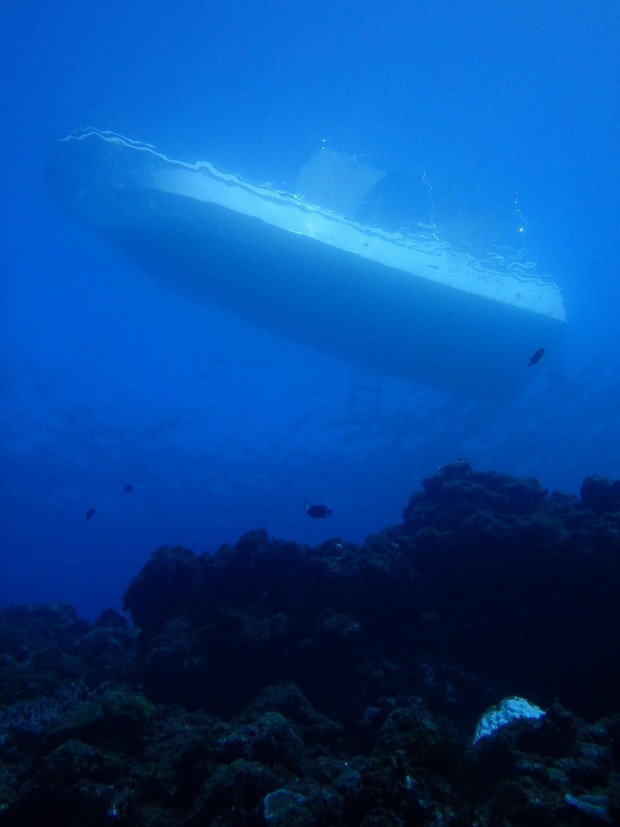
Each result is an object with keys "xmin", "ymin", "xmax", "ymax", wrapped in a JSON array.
[
  {"xmin": 305, "ymin": 501, "xmax": 332, "ymax": 518},
  {"xmin": 528, "ymin": 347, "xmax": 545, "ymax": 367},
  {"xmin": 86, "ymin": 507, "xmax": 96, "ymax": 520},
  {"xmin": 123, "ymin": 483, "xmax": 134, "ymax": 493}
]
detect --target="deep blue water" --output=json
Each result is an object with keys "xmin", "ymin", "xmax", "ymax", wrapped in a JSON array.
[{"xmin": 1, "ymin": 1, "xmax": 619, "ymax": 620}]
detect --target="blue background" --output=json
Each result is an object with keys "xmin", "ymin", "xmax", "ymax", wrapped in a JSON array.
[{"xmin": 1, "ymin": 0, "xmax": 619, "ymax": 619}]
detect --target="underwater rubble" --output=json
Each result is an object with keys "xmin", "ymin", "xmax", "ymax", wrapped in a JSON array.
[{"xmin": 1, "ymin": 461, "xmax": 620, "ymax": 826}]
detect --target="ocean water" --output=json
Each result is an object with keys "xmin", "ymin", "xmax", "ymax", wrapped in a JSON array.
[{"xmin": 1, "ymin": 0, "xmax": 619, "ymax": 621}]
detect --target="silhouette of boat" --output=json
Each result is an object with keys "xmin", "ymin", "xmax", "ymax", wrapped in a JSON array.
[{"xmin": 46, "ymin": 129, "xmax": 566, "ymax": 401}]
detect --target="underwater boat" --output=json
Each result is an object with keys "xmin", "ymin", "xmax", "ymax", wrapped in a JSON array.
[{"xmin": 45, "ymin": 129, "xmax": 566, "ymax": 401}]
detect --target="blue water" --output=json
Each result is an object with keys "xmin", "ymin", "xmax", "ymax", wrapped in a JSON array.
[{"xmin": 1, "ymin": 1, "xmax": 619, "ymax": 620}]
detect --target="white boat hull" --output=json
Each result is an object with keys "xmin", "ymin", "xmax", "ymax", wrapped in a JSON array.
[{"xmin": 45, "ymin": 130, "xmax": 566, "ymax": 401}]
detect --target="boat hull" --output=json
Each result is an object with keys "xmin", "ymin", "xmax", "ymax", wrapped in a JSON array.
[{"xmin": 45, "ymin": 130, "xmax": 566, "ymax": 401}]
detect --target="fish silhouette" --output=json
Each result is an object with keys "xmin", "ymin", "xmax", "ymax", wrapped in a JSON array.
[
  {"xmin": 305, "ymin": 502, "xmax": 332, "ymax": 518},
  {"xmin": 528, "ymin": 347, "xmax": 545, "ymax": 367}
]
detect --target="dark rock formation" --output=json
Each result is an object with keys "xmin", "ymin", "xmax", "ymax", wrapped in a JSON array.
[
  {"xmin": 123, "ymin": 460, "xmax": 620, "ymax": 721},
  {"xmin": 1, "ymin": 461, "xmax": 620, "ymax": 826}
]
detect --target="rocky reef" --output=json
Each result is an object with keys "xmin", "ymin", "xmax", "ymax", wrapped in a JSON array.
[{"xmin": 1, "ymin": 461, "xmax": 620, "ymax": 825}]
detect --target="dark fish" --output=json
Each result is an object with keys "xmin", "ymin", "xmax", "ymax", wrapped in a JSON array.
[
  {"xmin": 123, "ymin": 483, "xmax": 134, "ymax": 493},
  {"xmin": 305, "ymin": 501, "xmax": 332, "ymax": 518},
  {"xmin": 86, "ymin": 507, "xmax": 96, "ymax": 520},
  {"xmin": 528, "ymin": 347, "xmax": 545, "ymax": 367}
]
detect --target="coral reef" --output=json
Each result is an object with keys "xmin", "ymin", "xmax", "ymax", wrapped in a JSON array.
[{"xmin": 1, "ymin": 461, "xmax": 620, "ymax": 825}]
